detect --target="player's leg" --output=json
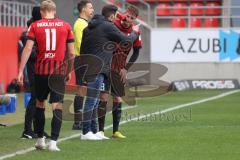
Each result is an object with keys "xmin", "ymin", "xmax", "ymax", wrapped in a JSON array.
[
  {"xmin": 96, "ymin": 92, "xmax": 110, "ymax": 139},
  {"xmin": 35, "ymin": 100, "xmax": 47, "ymax": 150},
  {"xmin": 48, "ymin": 74, "xmax": 65, "ymax": 151},
  {"xmin": 96, "ymin": 75, "xmax": 110, "ymax": 139},
  {"xmin": 34, "ymin": 75, "xmax": 49, "ymax": 150},
  {"xmin": 112, "ymin": 96, "xmax": 126, "ymax": 139},
  {"xmin": 22, "ymin": 62, "xmax": 50, "ymax": 139},
  {"xmin": 48, "ymin": 102, "xmax": 63, "ymax": 151},
  {"xmin": 22, "ymin": 97, "xmax": 37, "ymax": 139},
  {"xmin": 73, "ymin": 56, "xmax": 84, "ymax": 130},
  {"xmin": 22, "ymin": 62, "xmax": 37, "ymax": 139},
  {"xmin": 97, "ymin": 92, "xmax": 108, "ymax": 132},
  {"xmin": 111, "ymin": 71, "xmax": 126, "ymax": 138}
]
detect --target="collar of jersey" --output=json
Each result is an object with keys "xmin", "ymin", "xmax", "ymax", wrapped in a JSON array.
[
  {"xmin": 79, "ymin": 17, "xmax": 88, "ymax": 22},
  {"xmin": 120, "ymin": 20, "xmax": 133, "ymax": 30},
  {"xmin": 42, "ymin": 18, "xmax": 56, "ymax": 20}
]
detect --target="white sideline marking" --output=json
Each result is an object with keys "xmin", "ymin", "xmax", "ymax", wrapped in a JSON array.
[
  {"xmin": 0, "ymin": 90, "xmax": 239, "ymax": 160},
  {"xmin": 108, "ymin": 105, "xmax": 138, "ymax": 114}
]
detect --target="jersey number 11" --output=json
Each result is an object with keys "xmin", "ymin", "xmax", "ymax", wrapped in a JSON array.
[{"xmin": 45, "ymin": 28, "xmax": 56, "ymax": 51}]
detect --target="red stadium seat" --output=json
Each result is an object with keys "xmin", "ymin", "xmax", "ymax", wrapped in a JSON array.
[
  {"xmin": 204, "ymin": 18, "xmax": 220, "ymax": 27},
  {"xmin": 173, "ymin": 3, "xmax": 187, "ymax": 16},
  {"xmin": 189, "ymin": 0, "xmax": 204, "ymax": 2},
  {"xmin": 171, "ymin": 18, "xmax": 186, "ymax": 28},
  {"xmin": 206, "ymin": 2, "xmax": 221, "ymax": 15},
  {"xmin": 173, "ymin": 0, "xmax": 188, "ymax": 2},
  {"xmin": 190, "ymin": 18, "xmax": 202, "ymax": 27},
  {"xmin": 156, "ymin": 3, "xmax": 171, "ymax": 16},
  {"xmin": 190, "ymin": 2, "xmax": 203, "ymax": 15},
  {"xmin": 158, "ymin": 0, "xmax": 172, "ymax": 2}
]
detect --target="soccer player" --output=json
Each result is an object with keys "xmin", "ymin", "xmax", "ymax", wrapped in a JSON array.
[
  {"xmin": 79, "ymin": 4, "xmax": 139, "ymax": 140},
  {"xmin": 72, "ymin": 0, "xmax": 94, "ymax": 130},
  {"xmin": 97, "ymin": 5, "xmax": 142, "ymax": 139},
  {"xmin": 18, "ymin": 0, "xmax": 74, "ymax": 151},
  {"xmin": 19, "ymin": 6, "xmax": 50, "ymax": 140}
]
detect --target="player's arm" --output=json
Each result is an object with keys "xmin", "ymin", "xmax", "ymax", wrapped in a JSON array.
[
  {"xmin": 125, "ymin": 47, "xmax": 141, "ymax": 70},
  {"xmin": 66, "ymin": 42, "xmax": 75, "ymax": 77},
  {"xmin": 119, "ymin": 47, "xmax": 141, "ymax": 83},
  {"xmin": 106, "ymin": 23, "xmax": 138, "ymax": 44},
  {"xmin": 18, "ymin": 40, "xmax": 34, "ymax": 83},
  {"xmin": 66, "ymin": 23, "xmax": 75, "ymax": 79}
]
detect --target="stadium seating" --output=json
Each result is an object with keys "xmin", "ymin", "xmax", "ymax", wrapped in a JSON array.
[
  {"xmin": 127, "ymin": 0, "xmax": 222, "ymax": 3},
  {"xmin": 172, "ymin": 3, "xmax": 188, "ymax": 16},
  {"xmin": 190, "ymin": 2, "xmax": 203, "ymax": 16},
  {"xmin": 156, "ymin": 3, "xmax": 171, "ymax": 16},
  {"xmin": 206, "ymin": 2, "xmax": 221, "ymax": 15},
  {"xmin": 171, "ymin": 18, "xmax": 186, "ymax": 28},
  {"xmin": 204, "ymin": 18, "xmax": 220, "ymax": 27},
  {"xmin": 190, "ymin": 18, "xmax": 202, "ymax": 27},
  {"xmin": 114, "ymin": 0, "xmax": 223, "ymax": 28}
]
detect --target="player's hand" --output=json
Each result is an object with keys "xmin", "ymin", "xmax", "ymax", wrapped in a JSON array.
[
  {"xmin": 132, "ymin": 24, "xmax": 140, "ymax": 35},
  {"xmin": 65, "ymin": 73, "xmax": 71, "ymax": 82},
  {"xmin": 17, "ymin": 71, "xmax": 24, "ymax": 85},
  {"xmin": 120, "ymin": 68, "xmax": 127, "ymax": 83}
]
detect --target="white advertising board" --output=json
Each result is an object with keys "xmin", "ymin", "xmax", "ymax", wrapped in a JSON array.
[{"xmin": 151, "ymin": 29, "xmax": 240, "ymax": 62}]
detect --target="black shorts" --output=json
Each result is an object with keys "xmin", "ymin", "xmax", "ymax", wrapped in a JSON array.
[
  {"xmin": 74, "ymin": 56, "xmax": 87, "ymax": 86},
  {"xmin": 101, "ymin": 72, "xmax": 125, "ymax": 97},
  {"xmin": 35, "ymin": 74, "xmax": 65, "ymax": 104}
]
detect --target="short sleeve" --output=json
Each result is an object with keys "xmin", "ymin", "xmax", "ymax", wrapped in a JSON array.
[
  {"xmin": 26, "ymin": 24, "xmax": 36, "ymax": 41},
  {"xmin": 66, "ymin": 23, "xmax": 75, "ymax": 43}
]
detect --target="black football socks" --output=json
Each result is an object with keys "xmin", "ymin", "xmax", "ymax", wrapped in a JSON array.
[
  {"xmin": 35, "ymin": 107, "xmax": 45, "ymax": 138},
  {"xmin": 98, "ymin": 101, "xmax": 107, "ymax": 132},
  {"xmin": 112, "ymin": 102, "xmax": 122, "ymax": 133},
  {"xmin": 51, "ymin": 109, "xmax": 62, "ymax": 141}
]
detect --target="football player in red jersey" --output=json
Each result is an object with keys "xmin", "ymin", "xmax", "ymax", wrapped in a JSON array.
[
  {"xmin": 18, "ymin": 0, "xmax": 75, "ymax": 151},
  {"xmin": 97, "ymin": 5, "xmax": 142, "ymax": 139}
]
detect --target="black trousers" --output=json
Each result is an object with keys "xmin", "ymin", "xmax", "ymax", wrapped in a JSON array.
[{"xmin": 23, "ymin": 61, "xmax": 37, "ymax": 133}]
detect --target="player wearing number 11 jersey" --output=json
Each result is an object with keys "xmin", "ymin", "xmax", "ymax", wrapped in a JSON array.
[
  {"xmin": 18, "ymin": 0, "xmax": 75, "ymax": 152},
  {"xmin": 28, "ymin": 17, "xmax": 74, "ymax": 75}
]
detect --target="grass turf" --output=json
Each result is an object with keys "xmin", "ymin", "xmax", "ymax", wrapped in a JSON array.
[{"xmin": 0, "ymin": 90, "xmax": 239, "ymax": 160}]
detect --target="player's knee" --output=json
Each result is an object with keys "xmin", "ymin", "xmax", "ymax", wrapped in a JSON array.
[
  {"xmin": 36, "ymin": 100, "xmax": 45, "ymax": 108},
  {"xmin": 52, "ymin": 103, "xmax": 63, "ymax": 110},
  {"xmin": 113, "ymin": 96, "xmax": 122, "ymax": 103},
  {"xmin": 100, "ymin": 92, "xmax": 109, "ymax": 102}
]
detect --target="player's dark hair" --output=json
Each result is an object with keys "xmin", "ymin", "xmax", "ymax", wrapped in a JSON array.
[
  {"xmin": 27, "ymin": 6, "xmax": 41, "ymax": 27},
  {"xmin": 77, "ymin": 0, "xmax": 92, "ymax": 13},
  {"xmin": 101, "ymin": 4, "xmax": 118, "ymax": 19},
  {"xmin": 127, "ymin": 5, "xmax": 139, "ymax": 17},
  {"xmin": 32, "ymin": 6, "xmax": 41, "ymax": 21}
]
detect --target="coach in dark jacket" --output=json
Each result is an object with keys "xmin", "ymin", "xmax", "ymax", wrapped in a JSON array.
[
  {"xmin": 80, "ymin": 6, "xmax": 138, "ymax": 79},
  {"xmin": 79, "ymin": 4, "xmax": 138, "ymax": 140}
]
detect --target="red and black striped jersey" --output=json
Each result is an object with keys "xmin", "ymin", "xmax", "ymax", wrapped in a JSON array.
[
  {"xmin": 27, "ymin": 18, "xmax": 74, "ymax": 75},
  {"xmin": 111, "ymin": 13, "xmax": 142, "ymax": 72}
]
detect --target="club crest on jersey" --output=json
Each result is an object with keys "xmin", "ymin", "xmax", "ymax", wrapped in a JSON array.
[{"xmin": 45, "ymin": 53, "xmax": 55, "ymax": 58}]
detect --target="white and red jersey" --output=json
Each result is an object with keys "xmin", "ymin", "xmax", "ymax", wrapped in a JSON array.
[{"xmin": 27, "ymin": 18, "xmax": 74, "ymax": 75}]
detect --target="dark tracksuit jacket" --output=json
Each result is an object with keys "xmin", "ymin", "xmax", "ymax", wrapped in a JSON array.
[{"xmin": 80, "ymin": 14, "xmax": 138, "ymax": 82}]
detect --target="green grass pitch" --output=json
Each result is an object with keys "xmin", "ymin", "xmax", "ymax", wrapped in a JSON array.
[{"xmin": 0, "ymin": 90, "xmax": 239, "ymax": 160}]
